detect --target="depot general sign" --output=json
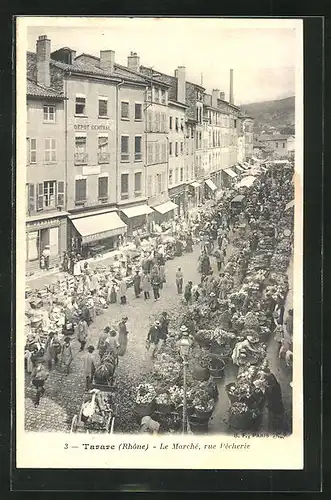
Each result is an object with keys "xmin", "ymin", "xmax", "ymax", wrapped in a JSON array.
[{"xmin": 74, "ymin": 122, "xmax": 115, "ymax": 131}]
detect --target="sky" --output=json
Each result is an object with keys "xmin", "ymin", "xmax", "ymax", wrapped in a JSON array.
[{"xmin": 25, "ymin": 18, "xmax": 300, "ymax": 105}]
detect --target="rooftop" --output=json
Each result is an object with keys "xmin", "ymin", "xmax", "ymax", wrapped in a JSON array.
[
  {"xmin": 27, "ymin": 78, "xmax": 64, "ymax": 99},
  {"xmin": 258, "ymin": 134, "xmax": 292, "ymax": 141}
]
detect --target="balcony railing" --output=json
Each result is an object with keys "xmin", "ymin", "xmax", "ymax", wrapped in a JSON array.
[
  {"xmin": 74, "ymin": 153, "xmax": 88, "ymax": 165},
  {"xmin": 98, "ymin": 152, "xmax": 110, "ymax": 164}
]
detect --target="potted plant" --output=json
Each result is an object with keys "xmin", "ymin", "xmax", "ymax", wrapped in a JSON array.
[
  {"xmin": 228, "ymin": 402, "xmax": 260, "ymax": 430},
  {"xmin": 193, "ymin": 389, "xmax": 215, "ymax": 420},
  {"xmin": 154, "ymin": 392, "xmax": 172, "ymax": 414},
  {"xmin": 135, "ymin": 383, "xmax": 156, "ymax": 416}
]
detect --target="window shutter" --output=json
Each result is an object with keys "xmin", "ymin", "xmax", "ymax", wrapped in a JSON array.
[
  {"xmin": 57, "ymin": 181, "xmax": 65, "ymax": 207},
  {"xmin": 52, "ymin": 139, "xmax": 56, "ymax": 161},
  {"xmin": 28, "ymin": 184, "xmax": 35, "ymax": 213},
  {"xmin": 37, "ymin": 183, "xmax": 44, "ymax": 211},
  {"xmin": 98, "ymin": 177, "xmax": 108, "ymax": 198}
]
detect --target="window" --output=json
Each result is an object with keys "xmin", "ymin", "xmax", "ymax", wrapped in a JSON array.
[
  {"xmin": 75, "ymin": 179, "xmax": 87, "ymax": 204},
  {"xmin": 175, "ymin": 117, "xmax": 179, "ymax": 131},
  {"xmin": 154, "ymin": 88, "xmax": 160, "ymax": 103},
  {"xmin": 57, "ymin": 181, "xmax": 65, "ymax": 207},
  {"xmin": 43, "ymin": 180, "xmax": 56, "ymax": 208},
  {"xmin": 169, "ymin": 169, "xmax": 173, "ymax": 185},
  {"xmin": 43, "ymin": 105, "xmax": 55, "ymax": 122},
  {"xmin": 175, "ymin": 168, "xmax": 179, "ymax": 184},
  {"xmin": 155, "ymin": 142, "xmax": 160, "ymax": 163},
  {"xmin": 155, "ymin": 112, "xmax": 161, "ymax": 132},
  {"xmin": 161, "ymin": 142, "xmax": 167, "ymax": 162},
  {"xmin": 156, "ymin": 173, "xmax": 162, "ymax": 194},
  {"xmin": 134, "ymin": 172, "xmax": 142, "ymax": 196},
  {"xmin": 75, "ymin": 96, "xmax": 86, "ymax": 115},
  {"xmin": 180, "ymin": 167, "xmax": 183, "ymax": 182},
  {"xmin": 185, "ymin": 166, "xmax": 189, "ymax": 181},
  {"xmin": 44, "ymin": 138, "xmax": 56, "ymax": 162},
  {"xmin": 175, "ymin": 142, "xmax": 178, "ymax": 156},
  {"xmin": 134, "ymin": 136, "xmax": 142, "ymax": 161},
  {"xmin": 161, "ymin": 113, "xmax": 166, "ymax": 132},
  {"xmin": 161, "ymin": 89, "xmax": 166, "ymax": 104},
  {"xmin": 275, "ymin": 142, "xmax": 278, "ymax": 148},
  {"xmin": 147, "ymin": 142, "xmax": 153, "ymax": 164},
  {"xmin": 191, "ymin": 127, "xmax": 194, "ymax": 139},
  {"xmin": 121, "ymin": 174, "xmax": 129, "ymax": 200},
  {"xmin": 135, "ymin": 103, "xmax": 142, "ymax": 121},
  {"xmin": 169, "ymin": 116, "xmax": 173, "ymax": 130},
  {"xmin": 147, "ymin": 175, "xmax": 153, "ymax": 197},
  {"xmin": 147, "ymin": 111, "xmax": 153, "ymax": 132},
  {"xmin": 146, "ymin": 88, "xmax": 152, "ymax": 102},
  {"xmin": 121, "ymin": 101, "xmax": 129, "ymax": 119},
  {"xmin": 27, "ymin": 183, "xmax": 35, "ymax": 213},
  {"xmin": 121, "ymin": 136, "xmax": 129, "ymax": 161},
  {"xmin": 282, "ymin": 142, "xmax": 286, "ymax": 148},
  {"xmin": 98, "ymin": 98, "xmax": 108, "ymax": 117},
  {"xmin": 169, "ymin": 142, "xmax": 173, "ymax": 156},
  {"xmin": 29, "ymin": 138, "xmax": 37, "ymax": 163},
  {"xmin": 180, "ymin": 142, "xmax": 184, "ymax": 154},
  {"xmin": 75, "ymin": 135, "xmax": 87, "ymax": 164},
  {"xmin": 98, "ymin": 176, "xmax": 108, "ymax": 200}
]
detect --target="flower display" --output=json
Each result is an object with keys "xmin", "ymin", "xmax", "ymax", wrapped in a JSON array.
[
  {"xmin": 168, "ymin": 385, "xmax": 184, "ymax": 408},
  {"xmin": 135, "ymin": 383, "xmax": 156, "ymax": 405},
  {"xmin": 155, "ymin": 393, "xmax": 170, "ymax": 406}
]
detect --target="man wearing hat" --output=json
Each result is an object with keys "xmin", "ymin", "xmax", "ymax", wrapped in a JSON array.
[
  {"xmin": 146, "ymin": 320, "xmax": 162, "ymax": 358},
  {"xmin": 177, "ymin": 324, "xmax": 193, "ymax": 350},
  {"xmin": 97, "ymin": 326, "xmax": 111, "ymax": 359},
  {"xmin": 231, "ymin": 335, "xmax": 260, "ymax": 367},
  {"xmin": 31, "ymin": 360, "xmax": 49, "ymax": 407},
  {"xmin": 41, "ymin": 245, "xmax": 50, "ymax": 270},
  {"xmin": 61, "ymin": 336, "xmax": 73, "ymax": 375}
]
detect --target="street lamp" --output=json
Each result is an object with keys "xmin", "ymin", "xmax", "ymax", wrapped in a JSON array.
[{"xmin": 179, "ymin": 325, "xmax": 191, "ymax": 434}]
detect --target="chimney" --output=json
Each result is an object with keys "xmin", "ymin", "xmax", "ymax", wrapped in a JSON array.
[
  {"xmin": 100, "ymin": 50, "xmax": 115, "ymax": 72},
  {"xmin": 36, "ymin": 35, "xmax": 51, "ymax": 87},
  {"xmin": 127, "ymin": 51, "xmax": 140, "ymax": 72},
  {"xmin": 212, "ymin": 89, "xmax": 219, "ymax": 108},
  {"xmin": 174, "ymin": 66, "xmax": 186, "ymax": 103},
  {"xmin": 219, "ymin": 91, "xmax": 225, "ymax": 100},
  {"xmin": 229, "ymin": 68, "xmax": 234, "ymax": 104}
]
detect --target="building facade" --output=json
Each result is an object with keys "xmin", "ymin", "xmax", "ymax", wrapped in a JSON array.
[
  {"xmin": 257, "ymin": 134, "xmax": 294, "ymax": 159},
  {"xmin": 26, "ymin": 79, "xmax": 68, "ymax": 272},
  {"xmin": 243, "ymin": 117, "xmax": 254, "ymax": 160}
]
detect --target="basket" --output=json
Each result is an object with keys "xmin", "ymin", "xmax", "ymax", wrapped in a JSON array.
[
  {"xmin": 135, "ymin": 400, "xmax": 155, "ymax": 417},
  {"xmin": 228, "ymin": 409, "xmax": 259, "ymax": 430},
  {"xmin": 194, "ymin": 406, "xmax": 214, "ymax": 420},
  {"xmin": 225, "ymin": 383, "xmax": 239, "ymax": 403},
  {"xmin": 192, "ymin": 364, "xmax": 210, "ymax": 381}
]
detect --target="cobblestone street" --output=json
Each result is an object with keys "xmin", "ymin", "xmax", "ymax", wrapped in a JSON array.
[{"xmin": 25, "ymin": 244, "xmax": 204, "ymax": 432}]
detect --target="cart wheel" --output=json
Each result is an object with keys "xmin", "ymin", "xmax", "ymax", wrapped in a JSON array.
[{"xmin": 70, "ymin": 415, "xmax": 78, "ymax": 433}]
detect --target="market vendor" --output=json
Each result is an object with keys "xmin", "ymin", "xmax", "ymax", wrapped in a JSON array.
[
  {"xmin": 140, "ymin": 416, "xmax": 160, "ymax": 434},
  {"xmin": 231, "ymin": 335, "xmax": 260, "ymax": 367},
  {"xmin": 146, "ymin": 320, "xmax": 163, "ymax": 358}
]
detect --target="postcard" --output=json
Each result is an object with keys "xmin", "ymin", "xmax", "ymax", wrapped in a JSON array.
[{"xmin": 16, "ymin": 16, "xmax": 303, "ymax": 470}]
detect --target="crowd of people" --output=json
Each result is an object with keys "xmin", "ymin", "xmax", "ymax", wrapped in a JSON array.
[{"xmin": 26, "ymin": 161, "xmax": 294, "ymax": 435}]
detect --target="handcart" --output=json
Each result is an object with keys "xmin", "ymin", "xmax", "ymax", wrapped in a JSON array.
[{"xmin": 70, "ymin": 384, "xmax": 117, "ymax": 434}]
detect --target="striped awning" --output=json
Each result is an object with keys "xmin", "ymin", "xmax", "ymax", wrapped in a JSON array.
[
  {"xmin": 223, "ymin": 168, "xmax": 237, "ymax": 178},
  {"xmin": 121, "ymin": 204, "xmax": 154, "ymax": 218},
  {"xmin": 205, "ymin": 179, "xmax": 217, "ymax": 191}
]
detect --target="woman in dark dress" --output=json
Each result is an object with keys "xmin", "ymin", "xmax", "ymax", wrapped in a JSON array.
[{"xmin": 264, "ymin": 370, "xmax": 285, "ymax": 433}]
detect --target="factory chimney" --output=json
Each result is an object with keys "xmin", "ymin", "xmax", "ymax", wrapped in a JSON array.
[{"xmin": 229, "ymin": 68, "xmax": 234, "ymax": 104}]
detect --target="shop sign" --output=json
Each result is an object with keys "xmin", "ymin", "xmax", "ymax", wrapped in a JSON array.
[
  {"xmin": 82, "ymin": 227, "xmax": 126, "ymax": 244},
  {"xmin": 74, "ymin": 122, "xmax": 115, "ymax": 132},
  {"xmin": 27, "ymin": 218, "xmax": 61, "ymax": 230},
  {"xmin": 82, "ymin": 165, "xmax": 101, "ymax": 176}
]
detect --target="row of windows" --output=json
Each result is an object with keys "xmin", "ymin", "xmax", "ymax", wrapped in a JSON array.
[
  {"xmin": 120, "ymin": 172, "xmax": 143, "ymax": 200},
  {"xmin": 146, "ymin": 88, "xmax": 167, "ymax": 105},
  {"xmin": 169, "ymin": 141, "xmax": 184, "ymax": 156},
  {"xmin": 147, "ymin": 173, "xmax": 166, "ymax": 197},
  {"xmin": 168, "ymin": 165, "xmax": 194, "ymax": 186},
  {"xmin": 147, "ymin": 141, "xmax": 167, "ymax": 165},
  {"xmin": 169, "ymin": 116, "xmax": 185, "ymax": 132},
  {"xmin": 26, "ymin": 181, "xmax": 65, "ymax": 213},
  {"xmin": 146, "ymin": 111, "xmax": 168, "ymax": 133}
]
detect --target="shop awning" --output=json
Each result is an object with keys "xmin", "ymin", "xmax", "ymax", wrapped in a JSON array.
[
  {"xmin": 285, "ymin": 200, "xmax": 295, "ymax": 210},
  {"xmin": 190, "ymin": 181, "xmax": 201, "ymax": 188},
  {"xmin": 236, "ymin": 175, "xmax": 257, "ymax": 189},
  {"xmin": 121, "ymin": 204, "xmax": 153, "ymax": 219},
  {"xmin": 71, "ymin": 212, "xmax": 127, "ymax": 244},
  {"xmin": 153, "ymin": 200, "xmax": 178, "ymax": 215},
  {"xmin": 223, "ymin": 168, "xmax": 237, "ymax": 178},
  {"xmin": 205, "ymin": 179, "xmax": 217, "ymax": 191},
  {"xmin": 235, "ymin": 165, "xmax": 245, "ymax": 172}
]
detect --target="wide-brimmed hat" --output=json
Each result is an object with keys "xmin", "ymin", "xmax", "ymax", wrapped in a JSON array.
[
  {"xmin": 180, "ymin": 325, "xmax": 188, "ymax": 332},
  {"xmin": 210, "ymin": 292, "xmax": 216, "ymax": 297},
  {"xmin": 122, "ymin": 316, "xmax": 128, "ymax": 321},
  {"xmin": 155, "ymin": 320, "xmax": 161, "ymax": 326},
  {"xmin": 104, "ymin": 326, "xmax": 111, "ymax": 332},
  {"xmin": 247, "ymin": 335, "xmax": 259, "ymax": 344}
]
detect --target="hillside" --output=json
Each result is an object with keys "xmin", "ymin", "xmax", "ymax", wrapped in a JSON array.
[{"xmin": 241, "ymin": 96, "xmax": 295, "ymax": 134}]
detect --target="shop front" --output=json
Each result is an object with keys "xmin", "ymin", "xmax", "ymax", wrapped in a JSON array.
[
  {"xmin": 188, "ymin": 181, "xmax": 202, "ymax": 209},
  {"xmin": 26, "ymin": 213, "xmax": 68, "ymax": 274},
  {"xmin": 152, "ymin": 200, "xmax": 178, "ymax": 225},
  {"xmin": 204, "ymin": 178, "xmax": 217, "ymax": 201},
  {"xmin": 70, "ymin": 210, "xmax": 127, "ymax": 259},
  {"xmin": 168, "ymin": 184, "xmax": 188, "ymax": 217},
  {"xmin": 221, "ymin": 167, "xmax": 238, "ymax": 188},
  {"xmin": 120, "ymin": 204, "xmax": 154, "ymax": 239}
]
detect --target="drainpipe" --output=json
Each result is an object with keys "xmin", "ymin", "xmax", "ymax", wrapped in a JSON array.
[
  {"xmin": 64, "ymin": 71, "xmax": 70, "ymax": 251},
  {"xmin": 115, "ymin": 80, "xmax": 125, "ymax": 210}
]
